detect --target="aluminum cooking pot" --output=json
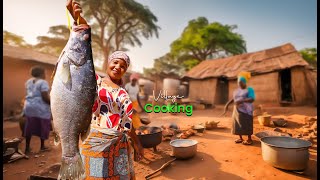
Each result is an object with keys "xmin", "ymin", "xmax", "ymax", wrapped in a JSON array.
[
  {"xmin": 170, "ymin": 139, "xmax": 198, "ymax": 159},
  {"xmin": 260, "ymin": 136, "xmax": 312, "ymax": 171}
]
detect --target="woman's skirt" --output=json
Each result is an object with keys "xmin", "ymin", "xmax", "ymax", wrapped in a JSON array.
[
  {"xmin": 231, "ymin": 106, "xmax": 253, "ymax": 135},
  {"xmin": 23, "ymin": 116, "xmax": 51, "ymax": 140},
  {"xmin": 80, "ymin": 128, "xmax": 135, "ymax": 179}
]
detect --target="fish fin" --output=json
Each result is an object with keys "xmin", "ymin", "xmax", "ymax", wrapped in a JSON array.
[
  {"xmin": 51, "ymin": 50, "xmax": 66, "ymax": 83},
  {"xmin": 59, "ymin": 63, "xmax": 72, "ymax": 90},
  {"xmin": 58, "ymin": 153, "xmax": 86, "ymax": 180},
  {"xmin": 50, "ymin": 62, "xmax": 59, "ymax": 84}
]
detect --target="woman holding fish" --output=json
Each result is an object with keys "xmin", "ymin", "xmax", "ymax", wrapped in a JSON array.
[
  {"xmin": 222, "ymin": 71, "xmax": 255, "ymax": 145},
  {"xmin": 52, "ymin": 1, "xmax": 143, "ymax": 179}
]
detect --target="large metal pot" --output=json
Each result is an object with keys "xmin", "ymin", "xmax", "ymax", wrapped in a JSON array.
[
  {"xmin": 170, "ymin": 139, "xmax": 198, "ymax": 159},
  {"xmin": 137, "ymin": 126, "xmax": 162, "ymax": 150},
  {"xmin": 260, "ymin": 136, "xmax": 312, "ymax": 171}
]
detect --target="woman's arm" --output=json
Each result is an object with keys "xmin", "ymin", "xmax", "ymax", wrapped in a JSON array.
[
  {"xmin": 137, "ymin": 94, "xmax": 144, "ymax": 111},
  {"xmin": 40, "ymin": 81, "xmax": 50, "ymax": 105},
  {"xmin": 128, "ymin": 124, "xmax": 144, "ymax": 161},
  {"xmin": 241, "ymin": 98, "xmax": 254, "ymax": 103},
  {"xmin": 119, "ymin": 92, "xmax": 144, "ymax": 161},
  {"xmin": 41, "ymin": 91, "xmax": 50, "ymax": 105},
  {"xmin": 242, "ymin": 87, "xmax": 255, "ymax": 103},
  {"xmin": 66, "ymin": 0, "xmax": 88, "ymax": 25}
]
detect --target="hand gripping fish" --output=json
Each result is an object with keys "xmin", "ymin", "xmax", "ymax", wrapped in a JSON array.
[{"xmin": 50, "ymin": 23, "xmax": 96, "ymax": 180}]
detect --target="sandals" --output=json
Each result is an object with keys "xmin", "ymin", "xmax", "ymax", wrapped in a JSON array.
[
  {"xmin": 235, "ymin": 139, "xmax": 243, "ymax": 143},
  {"xmin": 242, "ymin": 140, "xmax": 253, "ymax": 145},
  {"xmin": 40, "ymin": 147, "xmax": 51, "ymax": 152}
]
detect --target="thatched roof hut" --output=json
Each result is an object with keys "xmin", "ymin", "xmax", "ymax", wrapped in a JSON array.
[{"xmin": 182, "ymin": 43, "xmax": 317, "ymax": 106}]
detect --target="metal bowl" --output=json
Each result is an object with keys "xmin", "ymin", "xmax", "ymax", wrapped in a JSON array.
[
  {"xmin": 170, "ymin": 139, "xmax": 198, "ymax": 159},
  {"xmin": 137, "ymin": 126, "xmax": 162, "ymax": 149},
  {"xmin": 272, "ymin": 119, "xmax": 287, "ymax": 127},
  {"xmin": 260, "ymin": 136, "xmax": 312, "ymax": 170},
  {"xmin": 193, "ymin": 125, "xmax": 205, "ymax": 133}
]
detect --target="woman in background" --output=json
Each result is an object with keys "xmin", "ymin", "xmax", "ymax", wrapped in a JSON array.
[
  {"xmin": 125, "ymin": 74, "xmax": 143, "ymax": 129},
  {"xmin": 23, "ymin": 66, "xmax": 51, "ymax": 154},
  {"xmin": 222, "ymin": 71, "xmax": 255, "ymax": 145}
]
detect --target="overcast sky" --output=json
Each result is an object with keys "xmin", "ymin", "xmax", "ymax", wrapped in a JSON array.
[{"xmin": 4, "ymin": 0, "xmax": 317, "ymax": 72}]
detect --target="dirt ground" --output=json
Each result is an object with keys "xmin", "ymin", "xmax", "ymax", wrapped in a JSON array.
[{"xmin": 3, "ymin": 106, "xmax": 317, "ymax": 180}]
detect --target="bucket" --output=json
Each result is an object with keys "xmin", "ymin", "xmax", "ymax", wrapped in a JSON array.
[{"xmin": 258, "ymin": 115, "xmax": 272, "ymax": 126}]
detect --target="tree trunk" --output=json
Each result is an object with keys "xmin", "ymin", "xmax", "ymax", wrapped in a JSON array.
[{"xmin": 102, "ymin": 47, "xmax": 110, "ymax": 72}]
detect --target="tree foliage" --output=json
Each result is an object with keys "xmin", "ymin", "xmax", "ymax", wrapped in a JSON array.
[
  {"xmin": 145, "ymin": 17, "xmax": 247, "ymax": 76},
  {"xmin": 170, "ymin": 17, "xmax": 246, "ymax": 69},
  {"xmin": 3, "ymin": 31, "xmax": 31, "ymax": 48},
  {"xmin": 299, "ymin": 48, "xmax": 317, "ymax": 68},
  {"xmin": 80, "ymin": 0, "xmax": 160, "ymax": 71},
  {"xmin": 34, "ymin": 25, "xmax": 70, "ymax": 56},
  {"xmin": 143, "ymin": 53, "xmax": 185, "ymax": 77}
]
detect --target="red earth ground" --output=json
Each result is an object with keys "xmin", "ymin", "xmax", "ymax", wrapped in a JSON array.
[{"xmin": 3, "ymin": 106, "xmax": 317, "ymax": 180}]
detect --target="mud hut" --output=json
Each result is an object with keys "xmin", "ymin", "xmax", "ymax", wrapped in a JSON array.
[
  {"xmin": 182, "ymin": 43, "xmax": 317, "ymax": 106},
  {"xmin": 3, "ymin": 44, "xmax": 106, "ymax": 116},
  {"xmin": 3, "ymin": 44, "xmax": 57, "ymax": 116}
]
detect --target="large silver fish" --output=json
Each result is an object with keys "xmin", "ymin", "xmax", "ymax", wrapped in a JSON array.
[{"xmin": 50, "ymin": 24, "xmax": 96, "ymax": 180}]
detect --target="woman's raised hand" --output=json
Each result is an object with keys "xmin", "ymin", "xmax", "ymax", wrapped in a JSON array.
[{"xmin": 66, "ymin": 0, "xmax": 87, "ymax": 25}]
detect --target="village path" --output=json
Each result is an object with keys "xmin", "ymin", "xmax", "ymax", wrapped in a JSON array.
[{"xmin": 3, "ymin": 106, "xmax": 317, "ymax": 180}]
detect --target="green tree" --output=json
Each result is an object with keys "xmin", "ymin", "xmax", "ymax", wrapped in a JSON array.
[
  {"xmin": 34, "ymin": 25, "xmax": 70, "ymax": 56},
  {"xmin": 143, "ymin": 53, "xmax": 185, "ymax": 78},
  {"xmin": 299, "ymin": 48, "xmax": 317, "ymax": 68},
  {"xmin": 3, "ymin": 30, "xmax": 31, "ymax": 48},
  {"xmin": 80, "ymin": 0, "xmax": 160, "ymax": 71},
  {"xmin": 170, "ymin": 17, "xmax": 246, "ymax": 69}
]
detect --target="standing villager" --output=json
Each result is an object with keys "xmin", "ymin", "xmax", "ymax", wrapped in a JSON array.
[
  {"xmin": 66, "ymin": 1, "xmax": 144, "ymax": 179},
  {"xmin": 222, "ymin": 71, "xmax": 255, "ymax": 145},
  {"xmin": 125, "ymin": 74, "xmax": 143, "ymax": 129},
  {"xmin": 23, "ymin": 66, "xmax": 51, "ymax": 154}
]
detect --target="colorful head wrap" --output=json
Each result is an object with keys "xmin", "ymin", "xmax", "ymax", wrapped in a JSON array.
[
  {"xmin": 108, "ymin": 51, "xmax": 130, "ymax": 68},
  {"xmin": 238, "ymin": 71, "xmax": 251, "ymax": 84}
]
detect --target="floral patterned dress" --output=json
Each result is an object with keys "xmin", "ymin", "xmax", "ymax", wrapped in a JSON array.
[{"xmin": 80, "ymin": 74, "xmax": 135, "ymax": 180}]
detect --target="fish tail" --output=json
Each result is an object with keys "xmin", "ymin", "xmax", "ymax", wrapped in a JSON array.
[{"xmin": 57, "ymin": 153, "xmax": 86, "ymax": 180}]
